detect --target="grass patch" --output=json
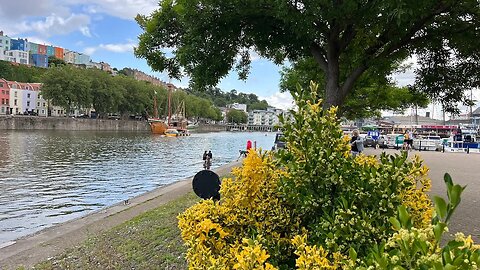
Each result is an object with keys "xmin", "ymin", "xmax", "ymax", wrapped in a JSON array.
[{"xmin": 33, "ymin": 192, "xmax": 200, "ymax": 270}]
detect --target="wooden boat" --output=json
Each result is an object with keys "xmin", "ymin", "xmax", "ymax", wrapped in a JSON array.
[
  {"xmin": 165, "ymin": 128, "xmax": 179, "ymax": 137},
  {"xmin": 148, "ymin": 90, "xmax": 168, "ymax": 134},
  {"xmin": 165, "ymin": 84, "xmax": 191, "ymax": 137}
]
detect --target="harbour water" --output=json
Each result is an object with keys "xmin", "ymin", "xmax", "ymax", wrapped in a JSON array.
[{"xmin": 0, "ymin": 130, "xmax": 275, "ymax": 245}]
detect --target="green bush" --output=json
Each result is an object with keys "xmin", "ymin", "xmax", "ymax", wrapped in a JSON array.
[{"xmin": 278, "ymin": 82, "xmax": 432, "ymax": 256}]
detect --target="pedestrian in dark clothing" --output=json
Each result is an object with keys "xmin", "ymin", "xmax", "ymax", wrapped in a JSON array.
[
  {"xmin": 207, "ymin": 151, "xmax": 212, "ymax": 159},
  {"xmin": 202, "ymin": 151, "xmax": 207, "ymax": 161}
]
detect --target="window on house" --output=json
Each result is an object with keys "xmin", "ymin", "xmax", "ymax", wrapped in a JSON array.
[
  {"xmin": 15, "ymin": 108, "xmax": 18, "ymax": 114},
  {"xmin": 0, "ymin": 83, "xmax": 3, "ymax": 87},
  {"xmin": 14, "ymin": 92, "xmax": 17, "ymax": 97},
  {"xmin": 37, "ymin": 102, "xmax": 40, "ymax": 107},
  {"xmin": 41, "ymin": 110, "xmax": 44, "ymax": 114},
  {"xmin": 14, "ymin": 99, "xmax": 17, "ymax": 106},
  {"xmin": 26, "ymin": 101, "xmax": 30, "ymax": 107},
  {"xmin": 27, "ymin": 93, "xmax": 31, "ymax": 98},
  {"xmin": 1, "ymin": 107, "xmax": 4, "ymax": 113},
  {"xmin": 1, "ymin": 98, "xmax": 4, "ymax": 105},
  {"xmin": 43, "ymin": 103, "xmax": 45, "ymax": 107},
  {"xmin": 6, "ymin": 99, "xmax": 8, "ymax": 104},
  {"xmin": 1, "ymin": 90, "xmax": 4, "ymax": 94}
]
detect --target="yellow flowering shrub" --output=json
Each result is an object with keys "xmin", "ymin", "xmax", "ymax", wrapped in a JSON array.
[
  {"xmin": 178, "ymin": 150, "xmax": 301, "ymax": 269},
  {"xmin": 178, "ymin": 82, "xmax": 479, "ymax": 269}
]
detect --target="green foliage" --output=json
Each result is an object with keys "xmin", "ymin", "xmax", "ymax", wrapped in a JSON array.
[
  {"xmin": 226, "ymin": 109, "xmax": 247, "ymax": 124},
  {"xmin": 187, "ymin": 86, "xmax": 270, "ymax": 111},
  {"xmin": 39, "ymin": 65, "xmax": 220, "ymax": 120},
  {"xmin": 280, "ymin": 58, "xmax": 430, "ymax": 119},
  {"xmin": 360, "ymin": 174, "xmax": 479, "ymax": 270},
  {"xmin": 277, "ymin": 82, "xmax": 433, "ymax": 256},
  {"xmin": 47, "ymin": 56, "xmax": 66, "ymax": 67},
  {"xmin": 136, "ymin": 0, "xmax": 479, "ymax": 110},
  {"xmin": 0, "ymin": 60, "xmax": 46, "ymax": 82}
]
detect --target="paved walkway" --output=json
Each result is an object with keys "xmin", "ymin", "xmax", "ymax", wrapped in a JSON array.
[
  {"xmin": 0, "ymin": 161, "xmax": 242, "ymax": 269},
  {"xmin": 365, "ymin": 148, "xmax": 480, "ymax": 241}
]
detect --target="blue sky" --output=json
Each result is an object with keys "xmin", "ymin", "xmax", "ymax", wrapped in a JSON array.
[{"xmin": 0, "ymin": 0, "xmax": 294, "ymax": 109}]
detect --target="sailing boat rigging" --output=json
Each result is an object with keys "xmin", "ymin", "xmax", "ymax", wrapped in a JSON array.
[
  {"xmin": 165, "ymin": 83, "xmax": 190, "ymax": 137},
  {"xmin": 148, "ymin": 90, "xmax": 168, "ymax": 134}
]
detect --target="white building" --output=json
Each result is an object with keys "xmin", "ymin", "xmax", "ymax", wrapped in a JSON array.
[
  {"xmin": 227, "ymin": 103, "xmax": 247, "ymax": 112},
  {"xmin": 248, "ymin": 108, "xmax": 285, "ymax": 126},
  {"xmin": 4, "ymin": 50, "xmax": 29, "ymax": 65},
  {"xmin": 8, "ymin": 82, "xmax": 23, "ymax": 115}
]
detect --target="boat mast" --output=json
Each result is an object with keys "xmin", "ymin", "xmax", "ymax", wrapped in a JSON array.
[
  {"xmin": 167, "ymin": 83, "xmax": 173, "ymax": 126},
  {"xmin": 153, "ymin": 90, "xmax": 158, "ymax": 119}
]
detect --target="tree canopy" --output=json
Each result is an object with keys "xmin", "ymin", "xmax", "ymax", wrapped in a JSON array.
[
  {"xmin": 226, "ymin": 109, "xmax": 247, "ymax": 124},
  {"xmin": 136, "ymin": 0, "xmax": 480, "ymax": 114}
]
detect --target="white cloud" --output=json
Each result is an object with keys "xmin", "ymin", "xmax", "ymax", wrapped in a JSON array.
[
  {"xmin": 259, "ymin": 92, "xmax": 295, "ymax": 110},
  {"xmin": 3, "ymin": 13, "xmax": 91, "ymax": 38},
  {"xmin": 84, "ymin": 42, "xmax": 137, "ymax": 55},
  {"xmin": 74, "ymin": 0, "xmax": 159, "ymax": 19}
]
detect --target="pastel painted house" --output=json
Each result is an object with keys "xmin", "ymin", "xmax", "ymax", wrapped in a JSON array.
[
  {"xmin": 46, "ymin": 45, "xmax": 55, "ymax": 56},
  {"xmin": 30, "ymin": 54, "xmax": 49, "ymax": 68},
  {"xmin": 28, "ymin": 42, "xmax": 39, "ymax": 54},
  {"xmin": 0, "ymin": 31, "xmax": 11, "ymax": 61},
  {"xmin": 0, "ymin": 79, "xmax": 10, "ymax": 115},
  {"xmin": 10, "ymin": 38, "xmax": 30, "ymax": 52},
  {"xmin": 21, "ymin": 83, "xmax": 40, "ymax": 114},
  {"xmin": 54, "ymin": 47, "xmax": 64, "ymax": 60},
  {"xmin": 8, "ymin": 81, "xmax": 23, "ymax": 115}
]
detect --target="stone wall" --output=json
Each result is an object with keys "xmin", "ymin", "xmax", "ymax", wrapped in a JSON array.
[
  {"xmin": 195, "ymin": 124, "xmax": 227, "ymax": 133},
  {"xmin": 0, "ymin": 116, "xmax": 151, "ymax": 131}
]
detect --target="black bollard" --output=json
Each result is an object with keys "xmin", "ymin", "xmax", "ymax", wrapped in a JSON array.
[
  {"xmin": 419, "ymin": 141, "xmax": 422, "ymax": 152},
  {"xmin": 467, "ymin": 146, "xmax": 470, "ymax": 154}
]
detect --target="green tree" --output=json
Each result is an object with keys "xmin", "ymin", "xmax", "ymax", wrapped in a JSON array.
[
  {"xmin": 41, "ymin": 65, "xmax": 91, "ymax": 114},
  {"xmin": 281, "ymin": 57, "xmax": 430, "ymax": 119},
  {"xmin": 136, "ymin": 0, "xmax": 479, "ymax": 111},
  {"xmin": 48, "ymin": 56, "xmax": 66, "ymax": 67},
  {"xmin": 226, "ymin": 109, "xmax": 247, "ymax": 124}
]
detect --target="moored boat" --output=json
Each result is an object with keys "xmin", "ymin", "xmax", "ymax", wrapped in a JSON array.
[{"xmin": 165, "ymin": 128, "xmax": 179, "ymax": 137}]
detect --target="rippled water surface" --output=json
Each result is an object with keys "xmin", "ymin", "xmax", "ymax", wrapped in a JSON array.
[{"xmin": 0, "ymin": 130, "xmax": 275, "ymax": 244}]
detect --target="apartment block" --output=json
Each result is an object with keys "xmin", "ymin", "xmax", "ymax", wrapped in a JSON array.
[{"xmin": 4, "ymin": 50, "xmax": 29, "ymax": 65}]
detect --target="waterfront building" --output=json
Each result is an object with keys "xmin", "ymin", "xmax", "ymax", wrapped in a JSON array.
[
  {"xmin": 0, "ymin": 79, "xmax": 10, "ymax": 115},
  {"xmin": 54, "ymin": 47, "xmax": 64, "ymax": 59},
  {"xmin": 46, "ymin": 45, "xmax": 55, "ymax": 56},
  {"xmin": 10, "ymin": 38, "xmax": 30, "ymax": 52},
  {"xmin": 8, "ymin": 81, "xmax": 23, "ymax": 115},
  {"xmin": 227, "ymin": 103, "xmax": 247, "ymax": 112},
  {"xmin": 21, "ymin": 83, "xmax": 40, "ymax": 114},
  {"xmin": 4, "ymin": 50, "xmax": 29, "ymax": 65},
  {"xmin": 30, "ymin": 54, "xmax": 48, "ymax": 68},
  {"xmin": 248, "ymin": 108, "xmax": 283, "ymax": 126},
  {"xmin": 36, "ymin": 92, "xmax": 65, "ymax": 117}
]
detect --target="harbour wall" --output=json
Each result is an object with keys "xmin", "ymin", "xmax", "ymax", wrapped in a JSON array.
[{"xmin": 0, "ymin": 116, "xmax": 151, "ymax": 131}]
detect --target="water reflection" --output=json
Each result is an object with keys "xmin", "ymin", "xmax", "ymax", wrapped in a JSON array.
[{"xmin": 0, "ymin": 130, "xmax": 275, "ymax": 244}]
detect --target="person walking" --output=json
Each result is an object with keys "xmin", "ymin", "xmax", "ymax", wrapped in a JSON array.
[{"xmin": 350, "ymin": 130, "xmax": 363, "ymax": 157}]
